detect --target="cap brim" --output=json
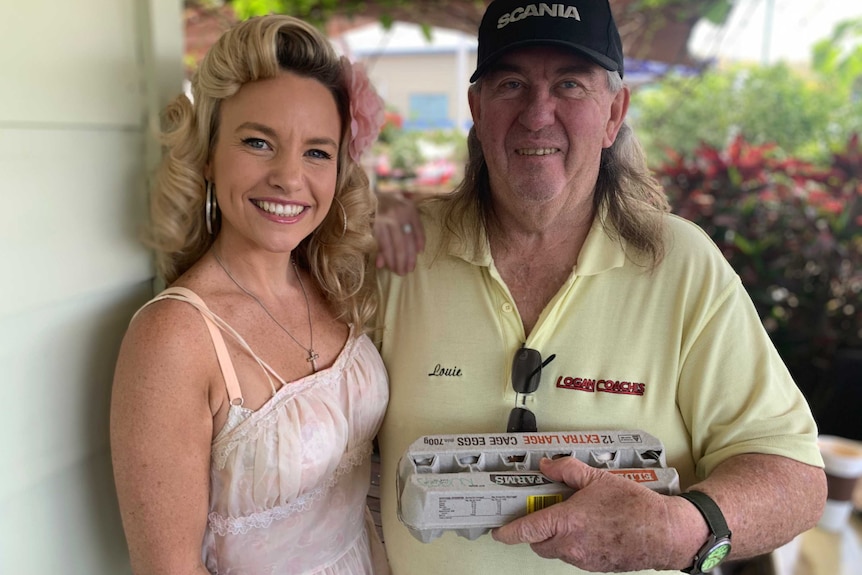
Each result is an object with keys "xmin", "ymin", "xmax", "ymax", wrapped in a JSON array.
[{"xmin": 469, "ymin": 39, "xmax": 621, "ymax": 83}]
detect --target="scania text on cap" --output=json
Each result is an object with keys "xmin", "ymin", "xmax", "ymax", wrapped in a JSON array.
[{"xmin": 497, "ymin": 3, "xmax": 582, "ymax": 29}]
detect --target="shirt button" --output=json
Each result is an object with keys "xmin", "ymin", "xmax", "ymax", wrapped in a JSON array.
[{"xmin": 502, "ymin": 303, "xmax": 513, "ymax": 313}]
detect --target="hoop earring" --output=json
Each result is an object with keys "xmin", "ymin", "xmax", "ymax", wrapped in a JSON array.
[
  {"xmin": 206, "ymin": 181, "xmax": 218, "ymax": 236},
  {"xmin": 334, "ymin": 197, "xmax": 347, "ymax": 239}
]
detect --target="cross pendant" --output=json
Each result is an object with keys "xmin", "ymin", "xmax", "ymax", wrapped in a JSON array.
[{"xmin": 307, "ymin": 349, "xmax": 320, "ymax": 372}]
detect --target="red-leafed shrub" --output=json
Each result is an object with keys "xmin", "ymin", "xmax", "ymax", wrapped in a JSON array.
[{"xmin": 655, "ymin": 134, "xmax": 862, "ymax": 398}]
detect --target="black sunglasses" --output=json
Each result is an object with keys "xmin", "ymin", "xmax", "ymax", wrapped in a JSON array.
[{"xmin": 507, "ymin": 347, "xmax": 556, "ymax": 433}]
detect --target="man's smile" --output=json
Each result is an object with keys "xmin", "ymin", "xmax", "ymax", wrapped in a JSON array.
[{"xmin": 515, "ymin": 147, "xmax": 560, "ymax": 156}]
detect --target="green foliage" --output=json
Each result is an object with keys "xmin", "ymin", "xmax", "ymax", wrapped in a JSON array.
[
  {"xmin": 415, "ymin": 127, "xmax": 467, "ymax": 154},
  {"xmin": 193, "ymin": 0, "xmax": 227, "ymax": 8},
  {"xmin": 699, "ymin": 0, "xmax": 733, "ymax": 25},
  {"xmin": 633, "ymin": 16, "xmax": 862, "ymax": 168},
  {"xmin": 812, "ymin": 15, "xmax": 862, "ymax": 131},
  {"xmin": 232, "ymin": 0, "xmax": 284, "ymax": 20},
  {"xmin": 385, "ymin": 130, "xmax": 423, "ymax": 173},
  {"xmin": 812, "ymin": 17, "xmax": 862, "ymax": 90},
  {"xmin": 377, "ymin": 128, "xmax": 466, "ymax": 173},
  {"xmin": 634, "ymin": 0, "xmax": 732, "ymax": 24},
  {"xmin": 231, "ymin": 0, "xmax": 409, "ymax": 25},
  {"xmin": 631, "ymin": 63, "xmax": 856, "ymax": 166},
  {"xmin": 229, "ymin": 0, "xmax": 734, "ymax": 29}
]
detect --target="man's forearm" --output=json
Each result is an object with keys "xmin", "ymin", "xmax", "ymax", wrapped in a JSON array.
[{"xmin": 686, "ymin": 453, "xmax": 826, "ymax": 560}]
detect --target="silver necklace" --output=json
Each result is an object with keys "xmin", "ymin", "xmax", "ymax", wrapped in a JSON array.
[{"xmin": 213, "ymin": 250, "xmax": 319, "ymax": 373}]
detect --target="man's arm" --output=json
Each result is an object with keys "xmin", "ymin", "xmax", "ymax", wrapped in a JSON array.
[
  {"xmin": 492, "ymin": 453, "xmax": 826, "ymax": 572},
  {"xmin": 373, "ymin": 191, "xmax": 424, "ymax": 275},
  {"xmin": 683, "ymin": 452, "xmax": 825, "ymax": 559}
]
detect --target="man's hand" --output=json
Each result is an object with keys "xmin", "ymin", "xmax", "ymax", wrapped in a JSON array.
[
  {"xmin": 374, "ymin": 191, "xmax": 425, "ymax": 275},
  {"xmin": 492, "ymin": 456, "xmax": 695, "ymax": 572}
]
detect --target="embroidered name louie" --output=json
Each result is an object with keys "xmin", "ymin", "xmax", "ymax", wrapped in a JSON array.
[
  {"xmin": 428, "ymin": 364, "xmax": 463, "ymax": 377},
  {"xmin": 497, "ymin": 3, "xmax": 581, "ymax": 29}
]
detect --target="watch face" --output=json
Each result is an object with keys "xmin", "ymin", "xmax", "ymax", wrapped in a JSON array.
[{"xmin": 700, "ymin": 541, "xmax": 731, "ymax": 572}]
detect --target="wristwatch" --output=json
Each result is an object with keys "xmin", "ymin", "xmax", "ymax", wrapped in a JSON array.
[{"xmin": 677, "ymin": 490, "xmax": 732, "ymax": 574}]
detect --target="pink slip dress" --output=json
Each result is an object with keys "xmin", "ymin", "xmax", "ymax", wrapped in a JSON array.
[{"xmin": 137, "ymin": 287, "xmax": 390, "ymax": 574}]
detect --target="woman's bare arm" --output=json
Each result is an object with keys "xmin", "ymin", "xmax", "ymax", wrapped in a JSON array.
[{"xmin": 110, "ymin": 301, "xmax": 217, "ymax": 575}]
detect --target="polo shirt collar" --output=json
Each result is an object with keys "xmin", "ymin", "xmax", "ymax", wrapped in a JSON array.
[{"xmin": 448, "ymin": 210, "xmax": 627, "ymax": 277}]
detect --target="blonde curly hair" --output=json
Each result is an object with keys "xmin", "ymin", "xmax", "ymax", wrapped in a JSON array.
[{"xmin": 146, "ymin": 15, "xmax": 378, "ymax": 332}]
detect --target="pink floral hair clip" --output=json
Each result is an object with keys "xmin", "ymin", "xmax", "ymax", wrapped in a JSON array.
[{"xmin": 342, "ymin": 56, "xmax": 385, "ymax": 163}]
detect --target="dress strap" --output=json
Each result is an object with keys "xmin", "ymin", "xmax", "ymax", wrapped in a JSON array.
[
  {"xmin": 135, "ymin": 287, "xmax": 286, "ymax": 402},
  {"xmin": 157, "ymin": 287, "xmax": 245, "ymax": 404}
]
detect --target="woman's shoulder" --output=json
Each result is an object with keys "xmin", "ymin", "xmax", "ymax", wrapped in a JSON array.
[
  {"xmin": 133, "ymin": 261, "xmax": 225, "ymax": 336},
  {"xmin": 112, "ymin": 290, "xmax": 223, "ymax": 434},
  {"xmin": 133, "ymin": 285, "xmax": 209, "ymax": 331},
  {"xmin": 121, "ymin": 285, "xmax": 218, "ymax": 376}
]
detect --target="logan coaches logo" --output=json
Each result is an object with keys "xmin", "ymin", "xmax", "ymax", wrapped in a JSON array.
[
  {"xmin": 556, "ymin": 375, "xmax": 646, "ymax": 396},
  {"xmin": 497, "ymin": 3, "xmax": 582, "ymax": 29}
]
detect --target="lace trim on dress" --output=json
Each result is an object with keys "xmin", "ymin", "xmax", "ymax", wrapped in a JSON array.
[{"xmin": 207, "ymin": 441, "xmax": 373, "ymax": 536}]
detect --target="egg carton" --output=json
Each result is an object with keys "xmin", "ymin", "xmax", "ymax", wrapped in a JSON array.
[{"xmin": 396, "ymin": 430, "xmax": 680, "ymax": 543}]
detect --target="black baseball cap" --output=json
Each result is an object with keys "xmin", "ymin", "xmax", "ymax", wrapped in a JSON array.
[{"xmin": 470, "ymin": 0, "xmax": 624, "ymax": 82}]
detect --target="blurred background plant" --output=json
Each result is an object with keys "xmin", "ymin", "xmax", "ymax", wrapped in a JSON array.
[
  {"xmin": 654, "ymin": 133, "xmax": 861, "ymax": 416},
  {"xmin": 632, "ymin": 17, "xmax": 862, "ymax": 167},
  {"xmin": 374, "ymin": 122, "xmax": 467, "ymax": 192}
]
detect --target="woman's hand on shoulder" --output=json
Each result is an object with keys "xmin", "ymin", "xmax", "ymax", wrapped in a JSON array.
[{"xmin": 110, "ymin": 298, "xmax": 217, "ymax": 575}]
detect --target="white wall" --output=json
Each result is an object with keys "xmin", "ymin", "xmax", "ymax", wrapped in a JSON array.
[{"xmin": 0, "ymin": 0, "xmax": 183, "ymax": 572}]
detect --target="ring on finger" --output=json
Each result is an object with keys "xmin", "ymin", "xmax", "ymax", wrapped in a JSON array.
[{"xmin": 402, "ymin": 223, "xmax": 413, "ymax": 234}]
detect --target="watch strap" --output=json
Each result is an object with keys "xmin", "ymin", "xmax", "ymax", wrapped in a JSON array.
[
  {"xmin": 678, "ymin": 490, "xmax": 732, "ymax": 574},
  {"xmin": 678, "ymin": 491, "xmax": 731, "ymax": 539}
]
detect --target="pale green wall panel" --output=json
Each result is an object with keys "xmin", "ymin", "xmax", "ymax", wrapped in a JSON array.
[
  {"xmin": 0, "ymin": 451, "xmax": 132, "ymax": 575},
  {"xmin": 0, "ymin": 128, "xmax": 154, "ymax": 319},
  {"xmin": 0, "ymin": 0, "xmax": 185, "ymax": 572},
  {"xmin": 0, "ymin": 283, "xmax": 152, "ymax": 502},
  {"xmin": 0, "ymin": 0, "xmax": 143, "ymax": 127},
  {"xmin": 0, "ymin": 281, "xmax": 153, "ymax": 573}
]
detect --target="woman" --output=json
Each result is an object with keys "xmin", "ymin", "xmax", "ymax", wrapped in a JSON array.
[{"xmin": 110, "ymin": 15, "xmax": 388, "ymax": 574}]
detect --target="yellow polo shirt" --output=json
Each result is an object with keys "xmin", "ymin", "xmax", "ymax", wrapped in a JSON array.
[{"xmin": 376, "ymin": 202, "xmax": 822, "ymax": 575}]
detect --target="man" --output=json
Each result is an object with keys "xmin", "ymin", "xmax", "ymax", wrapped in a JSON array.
[{"xmin": 374, "ymin": 0, "xmax": 826, "ymax": 573}]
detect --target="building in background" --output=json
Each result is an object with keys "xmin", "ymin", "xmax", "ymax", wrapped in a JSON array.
[{"xmin": 335, "ymin": 22, "xmax": 476, "ymax": 132}]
